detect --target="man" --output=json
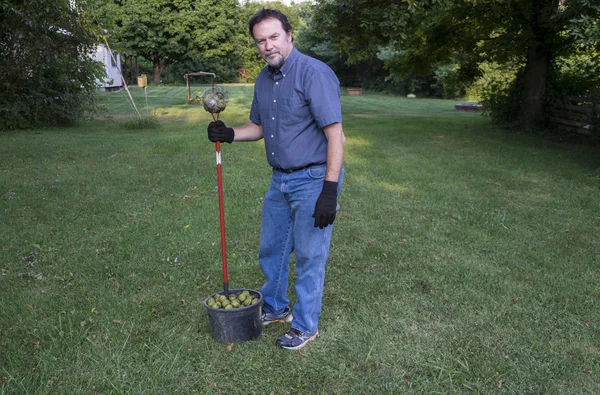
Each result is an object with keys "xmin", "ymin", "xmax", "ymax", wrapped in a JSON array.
[{"xmin": 207, "ymin": 8, "xmax": 345, "ymax": 350}]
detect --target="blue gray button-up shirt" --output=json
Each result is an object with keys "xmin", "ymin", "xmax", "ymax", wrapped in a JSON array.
[{"xmin": 249, "ymin": 47, "xmax": 342, "ymax": 170}]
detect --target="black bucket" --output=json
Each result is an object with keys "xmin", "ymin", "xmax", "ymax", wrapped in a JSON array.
[{"xmin": 204, "ymin": 289, "xmax": 263, "ymax": 343}]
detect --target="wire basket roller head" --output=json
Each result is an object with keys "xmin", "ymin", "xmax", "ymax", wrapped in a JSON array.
[{"xmin": 200, "ymin": 87, "xmax": 229, "ymax": 119}]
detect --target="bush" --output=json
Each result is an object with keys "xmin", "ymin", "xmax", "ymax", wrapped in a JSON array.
[
  {"xmin": 0, "ymin": 0, "xmax": 103, "ymax": 130},
  {"xmin": 471, "ymin": 62, "xmax": 524, "ymax": 125},
  {"xmin": 432, "ymin": 64, "xmax": 466, "ymax": 99},
  {"xmin": 550, "ymin": 52, "xmax": 600, "ymax": 97}
]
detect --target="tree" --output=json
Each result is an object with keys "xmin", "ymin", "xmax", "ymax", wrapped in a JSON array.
[
  {"xmin": 0, "ymin": 0, "xmax": 103, "ymax": 129},
  {"xmin": 295, "ymin": 6, "xmax": 434, "ymax": 95},
  {"xmin": 315, "ymin": 0, "xmax": 600, "ymax": 128},
  {"xmin": 95, "ymin": 0, "xmax": 250, "ymax": 85},
  {"xmin": 96, "ymin": 0, "xmax": 195, "ymax": 84}
]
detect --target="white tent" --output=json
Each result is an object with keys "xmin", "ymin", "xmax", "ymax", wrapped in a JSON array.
[{"xmin": 95, "ymin": 44, "xmax": 123, "ymax": 90}]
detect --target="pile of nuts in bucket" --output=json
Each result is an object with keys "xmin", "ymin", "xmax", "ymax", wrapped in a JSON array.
[{"xmin": 207, "ymin": 290, "xmax": 260, "ymax": 309}]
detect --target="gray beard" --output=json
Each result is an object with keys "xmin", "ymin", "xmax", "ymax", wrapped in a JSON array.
[{"xmin": 265, "ymin": 53, "xmax": 285, "ymax": 69}]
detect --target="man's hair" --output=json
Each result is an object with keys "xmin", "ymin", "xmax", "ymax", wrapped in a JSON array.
[{"xmin": 248, "ymin": 8, "xmax": 293, "ymax": 39}]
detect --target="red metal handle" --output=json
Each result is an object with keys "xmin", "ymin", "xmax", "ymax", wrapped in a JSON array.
[{"xmin": 215, "ymin": 141, "xmax": 229, "ymax": 295}]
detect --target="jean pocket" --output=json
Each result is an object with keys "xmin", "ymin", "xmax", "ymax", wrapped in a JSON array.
[{"xmin": 307, "ymin": 165, "xmax": 326, "ymax": 179}]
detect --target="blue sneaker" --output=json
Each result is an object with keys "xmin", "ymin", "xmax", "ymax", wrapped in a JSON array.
[
  {"xmin": 261, "ymin": 306, "xmax": 293, "ymax": 326},
  {"xmin": 276, "ymin": 328, "xmax": 318, "ymax": 350}
]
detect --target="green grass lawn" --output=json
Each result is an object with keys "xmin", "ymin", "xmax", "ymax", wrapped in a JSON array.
[{"xmin": 1, "ymin": 86, "xmax": 599, "ymax": 394}]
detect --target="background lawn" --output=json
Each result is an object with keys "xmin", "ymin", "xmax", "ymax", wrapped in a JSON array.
[{"xmin": 1, "ymin": 86, "xmax": 599, "ymax": 394}]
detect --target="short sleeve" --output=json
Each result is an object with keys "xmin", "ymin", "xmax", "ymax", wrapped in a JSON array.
[
  {"xmin": 249, "ymin": 89, "xmax": 261, "ymax": 125},
  {"xmin": 305, "ymin": 66, "xmax": 342, "ymax": 128}
]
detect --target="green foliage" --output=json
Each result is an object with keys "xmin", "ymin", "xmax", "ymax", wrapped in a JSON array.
[
  {"xmin": 0, "ymin": 0, "xmax": 104, "ymax": 130},
  {"xmin": 466, "ymin": 61, "xmax": 520, "ymax": 102},
  {"xmin": 94, "ymin": 0, "xmax": 196, "ymax": 84},
  {"xmin": 432, "ymin": 63, "xmax": 465, "ymax": 99},
  {"xmin": 478, "ymin": 66, "xmax": 524, "ymax": 126},
  {"xmin": 94, "ymin": 0, "xmax": 251, "ymax": 84},
  {"xmin": 93, "ymin": 0, "xmax": 314, "ymax": 85},
  {"xmin": 551, "ymin": 50, "xmax": 600, "ymax": 96},
  {"xmin": 316, "ymin": 0, "xmax": 599, "ymax": 79},
  {"xmin": 295, "ymin": 9, "xmax": 429, "ymax": 95},
  {"xmin": 568, "ymin": 2, "xmax": 600, "ymax": 46},
  {"xmin": 314, "ymin": 0, "xmax": 600, "ymax": 126}
]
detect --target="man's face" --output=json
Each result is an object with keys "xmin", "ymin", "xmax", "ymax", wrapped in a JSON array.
[{"xmin": 253, "ymin": 18, "xmax": 293, "ymax": 69}]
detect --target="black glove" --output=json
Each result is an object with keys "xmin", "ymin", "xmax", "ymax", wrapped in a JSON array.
[
  {"xmin": 312, "ymin": 181, "xmax": 338, "ymax": 229},
  {"xmin": 207, "ymin": 120, "xmax": 234, "ymax": 143}
]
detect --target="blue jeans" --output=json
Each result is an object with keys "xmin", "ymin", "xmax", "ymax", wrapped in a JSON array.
[{"xmin": 259, "ymin": 164, "xmax": 344, "ymax": 335}]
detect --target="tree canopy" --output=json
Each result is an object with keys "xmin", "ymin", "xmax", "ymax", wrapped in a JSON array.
[
  {"xmin": 94, "ymin": 0, "xmax": 266, "ymax": 84},
  {"xmin": 315, "ymin": 0, "xmax": 600, "ymax": 127}
]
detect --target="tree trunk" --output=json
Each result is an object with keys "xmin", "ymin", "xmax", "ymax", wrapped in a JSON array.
[
  {"xmin": 519, "ymin": 0, "xmax": 559, "ymax": 129},
  {"xmin": 521, "ymin": 43, "xmax": 551, "ymax": 128},
  {"xmin": 153, "ymin": 63, "xmax": 161, "ymax": 85},
  {"xmin": 152, "ymin": 58, "xmax": 167, "ymax": 85}
]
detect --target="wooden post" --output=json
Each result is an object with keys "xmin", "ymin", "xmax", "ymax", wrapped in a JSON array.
[{"xmin": 185, "ymin": 74, "xmax": 190, "ymax": 103}]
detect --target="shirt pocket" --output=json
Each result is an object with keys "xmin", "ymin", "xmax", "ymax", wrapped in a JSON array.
[{"xmin": 279, "ymin": 97, "xmax": 310, "ymax": 127}]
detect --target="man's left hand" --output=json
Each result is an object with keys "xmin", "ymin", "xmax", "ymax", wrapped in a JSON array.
[{"xmin": 312, "ymin": 181, "xmax": 338, "ymax": 229}]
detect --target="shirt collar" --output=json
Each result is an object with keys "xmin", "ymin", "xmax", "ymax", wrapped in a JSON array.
[{"xmin": 268, "ymin": 47, "xmax": 298, "ymax": 81}]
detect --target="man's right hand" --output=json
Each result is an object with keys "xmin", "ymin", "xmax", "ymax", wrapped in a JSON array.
[{"xmin": 207, "ymin": 120, "xmax": 234, "ymax": 143}]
